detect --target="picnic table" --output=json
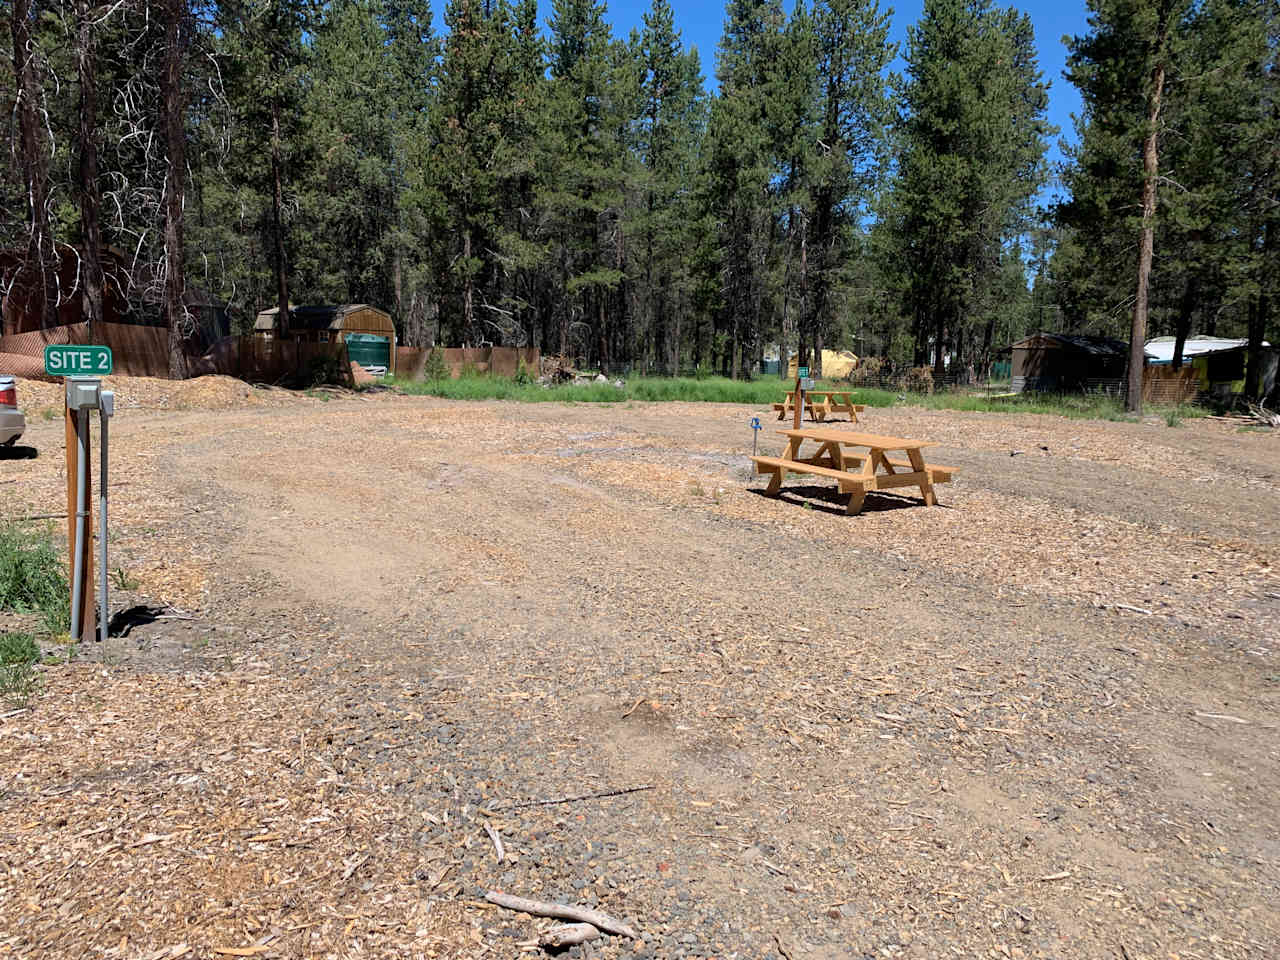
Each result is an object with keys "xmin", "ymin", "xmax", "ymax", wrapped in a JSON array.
[
  {"xmin": 773, "ymin": 390, "xmax": 864, "ymax": 423},
  {"xmin": 751, "ymin": 427, "xmax": 956, "ymax": 515}
]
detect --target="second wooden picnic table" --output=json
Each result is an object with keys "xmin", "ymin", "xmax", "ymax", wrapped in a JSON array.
[
  {"xmin": 773, "ymin": 390, "xmax": 864, "ymax": 422},
  {"xmin": 751, "ymin": 427, "xmax": 956, "ymax": 514}
]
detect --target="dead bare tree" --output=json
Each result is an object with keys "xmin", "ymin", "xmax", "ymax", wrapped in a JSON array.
[
  {"xmin": 9, "ymin": 0, "xmax": 59, "ymax": 328},
  {"xmin": 161, "ymin": 0, "xmax": 190, "ymax": 377},
  {"xmin": 75, "ymin": 0, "xmax": 106, "ymax": 339}
]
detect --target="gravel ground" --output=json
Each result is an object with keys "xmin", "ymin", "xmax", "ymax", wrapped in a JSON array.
[{"xmin": 1, "ymin": 390, "xmax": 1278, "ymax": 960}]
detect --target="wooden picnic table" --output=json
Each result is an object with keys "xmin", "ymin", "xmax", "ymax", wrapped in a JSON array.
[
  {"xmin": 773, "ymin": 390, "xmax": 864, "ymax": 423},
  {"xmin": 751, "ymin": 427, "xmax": 956, "ymax": 515}
]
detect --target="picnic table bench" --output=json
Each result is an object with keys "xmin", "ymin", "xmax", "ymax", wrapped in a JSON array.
[
  {"xmin": 751, "ymin": 427, "xmax": 956, "ymax": 515},
  {"xmin": 773, "ymin": 390, "xmax": 864, "ymax": 423}
]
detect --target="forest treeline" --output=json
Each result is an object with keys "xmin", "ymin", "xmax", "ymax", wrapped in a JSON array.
[{"xmin": 2, "ymin": 0, "xmax": 1277, "ymax": 384}]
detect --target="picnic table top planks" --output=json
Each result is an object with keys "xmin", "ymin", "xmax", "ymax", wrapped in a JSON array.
[{"xmin": 778, "ymin": 427, "xmax": 936, "ymax": 450}]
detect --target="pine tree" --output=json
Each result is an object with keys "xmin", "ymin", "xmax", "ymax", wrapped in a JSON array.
[
  {"xmin": 382, "ymin": 0, "xmax": 440, "ymax": 343},
  {"xmin": 542, "ymin": 0, "xmax": 628, "ymax": 360},
  {"xmin": 634, "ymin": 0, "xmax": 707, "ymax": 373},
  {"xmin": 1063, "ymin": 0, "xmax": 1190, "ymax": 411},
  {"xmin": 433, "ymin": 0, "xmax": 519, "ymax": 343},
  {"xmin": 299, "ymin": 0, "xmax": 406, "ymax": 310},
  {"xmin": 887, "ymin": 0, "xmax": 1052, "ymax": 377},
  {"xmin": 706, "ymin": 0, "xmax": 785, "ymax": 377},
  {"xmin": 803, "ymin": 0, "xmax": 894, "ymax": 373}
]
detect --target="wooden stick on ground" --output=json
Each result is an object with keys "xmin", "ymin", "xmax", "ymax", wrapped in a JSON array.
[
  {"xmin": 502, "ymin": 784, "xmax": 654, "ymax": 810},
  {"xmin": 538, "ymin": 923, "xmax": 602, "ymax": 948},
  {"xmin": 483, "ymin": 891, "xmax": 640, "ymax": 939},
  {"xmin": 483, "ymin": 821, "xmax": 505, "ymax": 862}
]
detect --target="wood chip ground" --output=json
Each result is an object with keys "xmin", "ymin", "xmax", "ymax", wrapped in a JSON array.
[{"xmin": 2, "ymin": 390, "xmax": 1277, "ymax": 959}]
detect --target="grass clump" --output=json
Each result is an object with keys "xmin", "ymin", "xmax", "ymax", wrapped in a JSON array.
[
  {"xmin": 0, "ymin": 631, "xmax": 41, "ymax": 709},
  {"xmin": 0, "ymin": 632, "xmax": 39, "ymax": 665},
  {"xmin": 0, "ymin": 524, "xmax": 70, "ymax": 635},
  {"xmin": 112, "ymin": 565, "xmax": 140, "ymax": 591}
]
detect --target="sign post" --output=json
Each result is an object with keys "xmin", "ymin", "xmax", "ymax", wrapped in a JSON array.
[
  {"xmin": 44, "ymin": 344, "xmax": 113, "ymax": 377},
  {"xmin": 46, "ymin": 346, "xmax": 114, "ymax": 644},
  {"xmin": 794, "ymin": 365, "xmax": 809, "ymax": 430}
]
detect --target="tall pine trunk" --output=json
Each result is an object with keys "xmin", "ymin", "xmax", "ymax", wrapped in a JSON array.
[
  {"xmin": 1245, "ymin": 221, "xmax": 1271, "ymax": 400},
  {"xmin": 462, "ymin": 227, "xmax": 474, "ymax": 343},
  {"xmin": 162, "ymin": 0, "xmax": 189, "ymax": 378},
  {"xmin": 77, "ymin": 0, "xmax": 105, "ymax": 340},
  {"xmin": 1171, "ymin": 274, "xmax": 1197, "ymax": 371},
  {"xmin": 271, "ymin": 97, "xmax": 289, "ymax": 335},
  {"xmin": 11, "ymin": 0, "xmax": 57, "ymax": 329},
  {"xmin": 1127, "ymin": 15, "xmax": 1170, "ymax": 414}
]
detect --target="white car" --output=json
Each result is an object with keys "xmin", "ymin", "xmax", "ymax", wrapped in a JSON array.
[{"xmin": 0, "ymin": 376, "xmax": 26, "ymax": 446}]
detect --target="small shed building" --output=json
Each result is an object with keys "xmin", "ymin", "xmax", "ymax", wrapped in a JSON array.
[
  {"xmin": 786, "ymin": 349, "xmax": 860, "ymax": 379},
  {"xmin": 254, "ymin": 303, "xmax": 396, "ymax": 374},
  {"xmin": 1010, "ymin": 333, "xmax": 1128, "ymax": 393}
]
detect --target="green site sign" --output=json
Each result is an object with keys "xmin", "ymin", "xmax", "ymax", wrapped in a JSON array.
[
  {"xmin": 797, "ymin": 365, "xmax": 809, "ymax": 379},
  {"xmin": 45, "ymin": 344, "xmax": 113, "ymax": 377}
]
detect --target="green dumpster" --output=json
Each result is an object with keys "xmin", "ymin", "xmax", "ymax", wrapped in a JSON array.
[{"xmin": 345, "ymin": 333, "xmax": 391, "ymax": 372}]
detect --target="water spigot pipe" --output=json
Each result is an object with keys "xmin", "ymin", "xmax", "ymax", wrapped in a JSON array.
[
  {"xmin": 69, "ymin": 409, "xmax": 89, "ymax": 643},
  {"xmin": 98, "ymin": 401, "xmax": 110, "ymax": 642}
]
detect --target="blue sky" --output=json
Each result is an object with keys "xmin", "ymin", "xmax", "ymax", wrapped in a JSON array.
[{"xmin": 544, "ymin": 0, "xmax": 1093, "ymax": 191}]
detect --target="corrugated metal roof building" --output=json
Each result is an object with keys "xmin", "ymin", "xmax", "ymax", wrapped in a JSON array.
[{"xmin": 1145, "ymin": 336, "xmax": 1277, "ymax": 401}]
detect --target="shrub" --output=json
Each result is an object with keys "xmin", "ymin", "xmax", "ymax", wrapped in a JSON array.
[
  {"xmin": 423, "ymin": 347, "xmax": 450, "ymax": 381},
  {"xmin": 514, "ymin": 356, "xmax": 535, "ymax": 385},
  {"xmin": 850, "ymin": 356, "xmax": 885, "ymax": 386},
  {"xmin": 901, "ymin": 366, "xmax": 935, "ymax": 395}
]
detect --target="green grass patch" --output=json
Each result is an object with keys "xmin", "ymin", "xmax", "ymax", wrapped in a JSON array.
[
  {"xmin": 0, "ymin": 631, "xmax": 41, "ymax": 709},
  {"xmin": 0, "ymin": 524, "xmax": 70, "ymax": 635},
  {"xmin": 387, "ymin": 373, "xmax": 1208, "ymax": 423},
  {"xmin": 0, "ymin": 632, "xmax": 39, "ymax": 665},
  {"xmin": 390, "ymin": 373, "xmax": 890, "ymax": 406}
]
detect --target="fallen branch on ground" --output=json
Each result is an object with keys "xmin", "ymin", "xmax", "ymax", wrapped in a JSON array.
[
  {"xmin": 1247, "ymin": 403, "xmax": 1279, "ymax": 427},
  {"xmin": 1111, "ymin": 603, "xmax": 1152, "ymax": 616},
  {"xmin": 501, "ymin": 784, "xmax": 653, "ymax": 809},
  {"xmin": 483, "ymin": 890, "xmax": 640, "ymax": 939},
  {"xmin": 538, "ymin": 923, "xmax": 602, "ymax": 948},
  {"xmin": 483, "ymin": 821, "xmax": 504, "ymax": 862},
  {"xmin": 1193, "ymin": 711, "xmax": 1249, "ymax": 725}
]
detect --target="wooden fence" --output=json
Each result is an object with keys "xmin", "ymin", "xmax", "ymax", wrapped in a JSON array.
[
  {"xmin": 395, "ymin": 346, "xmax": 540, "ymax": 380},
  {"xmin": 189, "ymin": 336, "xmax": 353, "ymax": 385},
  {"xmin": 0, "ymin": 322, "xmax": 177, "ymax": 380}
]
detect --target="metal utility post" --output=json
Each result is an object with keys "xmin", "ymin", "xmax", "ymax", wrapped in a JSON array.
[
  {"xmin": 98, "ymin": 390, "xmax": 114, "ymax": 642},
  {"xmin": 46, "ymin": 345, "xmax": 114, "ymax": 645},
  {"xmin": 66, "ymin": 377, "xmax": 101, "ymax": 644}
]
